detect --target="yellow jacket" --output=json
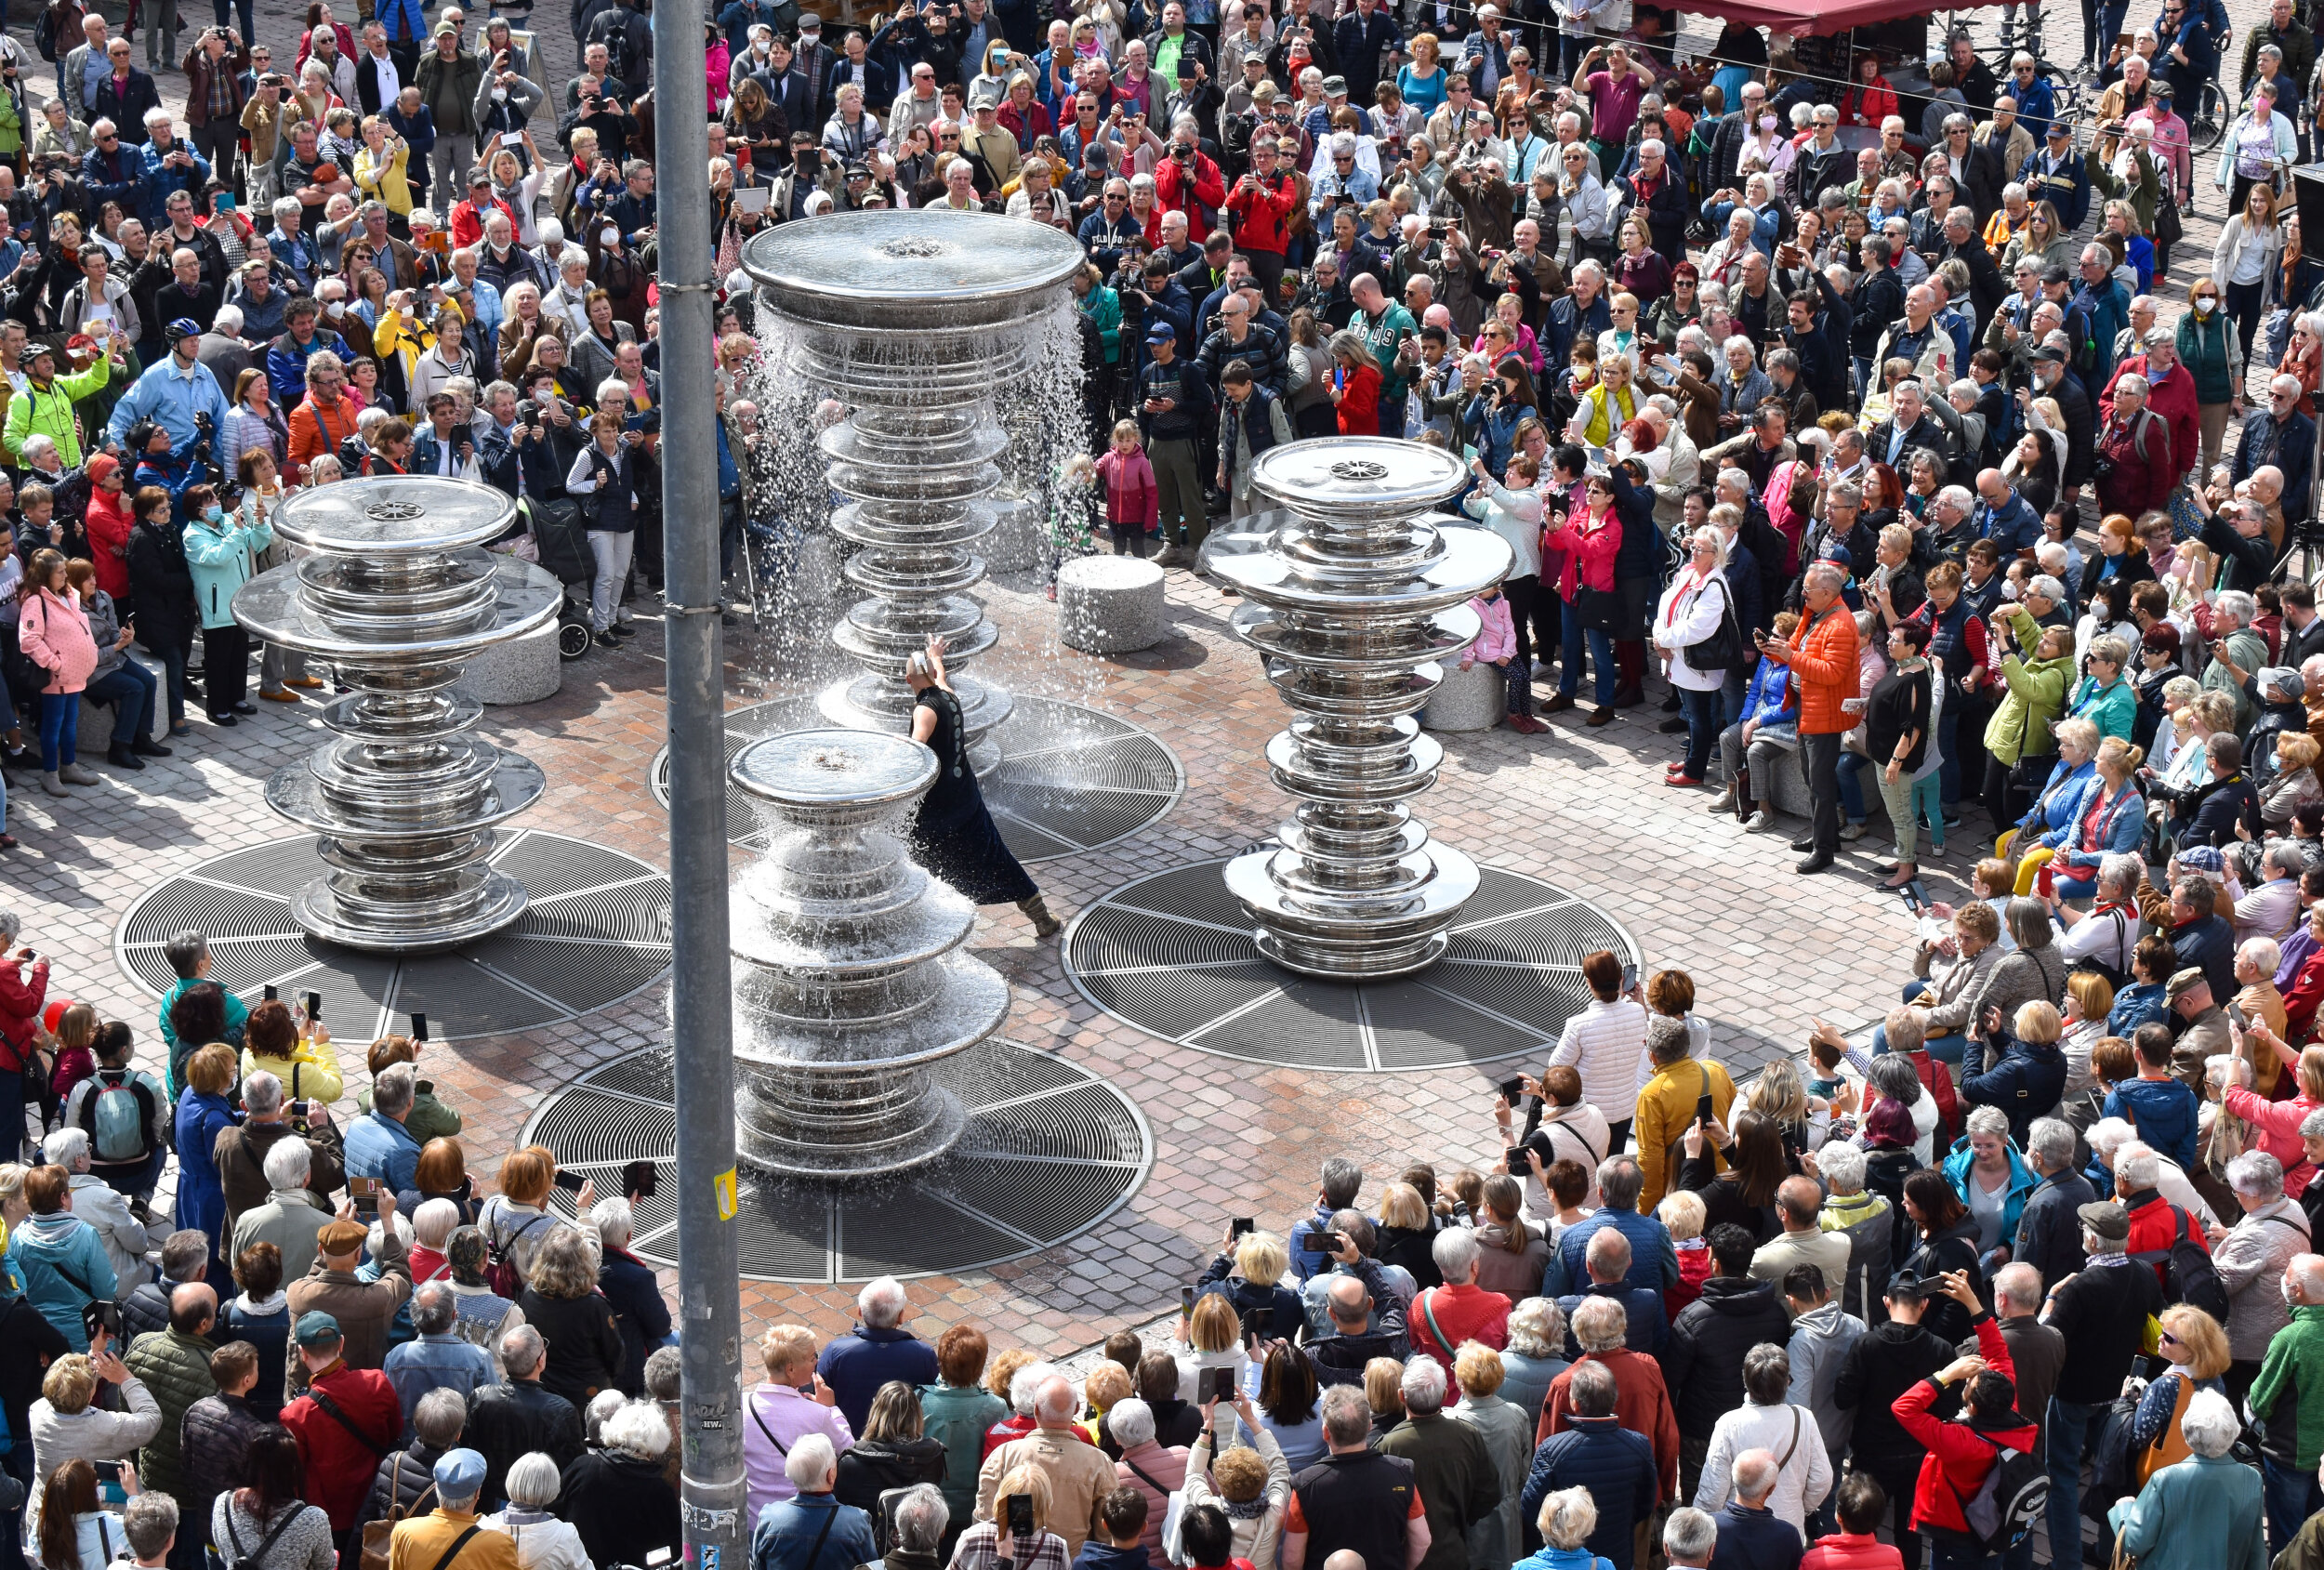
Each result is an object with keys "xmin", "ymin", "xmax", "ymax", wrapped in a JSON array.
[
  {"xmin": 242, "ymin": 1032, "xmax": 344, "ymax": 1105},
  {"xmin": 389, "ymin": 1511, "xmax": 519, "ymax": 1570},
  {"xmin": 1633, "ymin": 1054, "xmax": 1737, "ymax": 1210},
  {"xmin": 355, "ymin": 141, "xmax": 413, "ymax": 217}
]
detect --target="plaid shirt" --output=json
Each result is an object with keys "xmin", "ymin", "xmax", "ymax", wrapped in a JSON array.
[{"xmin": 947, "ymin": 1525, "xmax": 1070, "ymax": 1570}]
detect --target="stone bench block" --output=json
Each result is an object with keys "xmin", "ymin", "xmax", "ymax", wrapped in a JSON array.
[
  {"xmin": 1420, "ymin": 657, "xmax": 1507, "ymax": 732},
  {"xmin": 462, "ymin": 621, "xmax": 562, "ymax": 706},
  {"xmin": 76, "ymin": 651, "xmax": 163, "ymax": 750},
  {"xmin": 1058, "ymin": 555, "xmax": 1167, "ymax": 654}
]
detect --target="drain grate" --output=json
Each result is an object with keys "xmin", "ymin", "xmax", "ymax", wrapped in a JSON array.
[
  {"xmin": 1063, "ymin": 862, "xmax": 1643, "ymax": 1072},
  {"xmin": 520, "ymin": 1040, "xmax": 1152, "ymax": 1284},
  {"xmin": 114, "ymin": 832, "xmax": 672, "ymax": 1043},
  {"xmin": 648, "ymin": 694, "xmax": 1182, "ymax": 864}
]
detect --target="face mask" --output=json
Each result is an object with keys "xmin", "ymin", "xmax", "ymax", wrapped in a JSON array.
[
  {"xmin": 601, "ymin": 228, "xmax": 620, "ymax": 246},
  {"xmin": 2196, "ymin": 297, "xmax": 2216, "ymax": 314},
  {"xmin": 1757, "ymin": 113, "xmax": 1775, "ymax": 131},
  {"xmin": 492, "ymin": 86, "xmax": 508, "ymax": 101},
  {"xmin": 205, "ymin": 506, "xmax": 223, "ymax": 523}
]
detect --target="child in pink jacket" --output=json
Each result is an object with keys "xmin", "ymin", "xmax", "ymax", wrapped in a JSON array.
[
  {"xmin": 1459, "ymin": 584, "xmax": 1535, "ymax": 732},
  {"xmin": 17, "ymin": 548, "xmax": 100, "ymax": 794},
  {"xmin": 1092, "ymin": 419, "xmax": 1158, "ymax": 558}
]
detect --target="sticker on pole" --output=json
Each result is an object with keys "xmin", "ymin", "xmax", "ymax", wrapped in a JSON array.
[
  {"xmin": 715, "ymin": 1168, "xmax": 738, "ymax": 1221},
  {"xmin": 701, "ymin": 1549, "xmax": 720, "ymax": 1570}
]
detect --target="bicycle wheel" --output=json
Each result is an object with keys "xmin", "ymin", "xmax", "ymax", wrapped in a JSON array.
[{"xmin": 2192, "ymin": 77, "xmax": 2227, "ymax": 152}]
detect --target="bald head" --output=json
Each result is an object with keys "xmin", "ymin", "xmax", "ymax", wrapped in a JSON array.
[
  {"xmin": 1327, "ymin": 1272, "xmax": 1371, "ymax": 1329},
  {"xmin": 1777, "ymin": 1177, "xmax": 1822, "ymax": 1231}
]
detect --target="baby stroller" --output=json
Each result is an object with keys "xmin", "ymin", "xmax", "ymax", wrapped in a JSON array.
[{"xmin": 523, "ymin": 495, "xmax": 598, "ymax": 660}]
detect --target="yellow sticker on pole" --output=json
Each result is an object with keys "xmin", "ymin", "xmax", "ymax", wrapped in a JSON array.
[{"xmin": 714, "ymin": 1168, "xmax": 738, "ymax": 1221}]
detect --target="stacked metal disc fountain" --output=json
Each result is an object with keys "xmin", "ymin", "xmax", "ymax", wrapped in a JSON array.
[
  {"xmin": 1198, "ymin": 439, "xmax": 1514, "ymax": 979},
  {"xmin": 230, "ymin": 477, "xmax": 563, "ymax": 952},
  {"xmin": 742, "ymin": 210, "xmax": 1086, "ymax": 772},
  {"xmin": 726, "ymin": 727, "xmax": 1010, "ymax": 1175}
]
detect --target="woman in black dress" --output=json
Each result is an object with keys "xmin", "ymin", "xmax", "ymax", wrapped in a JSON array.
[{"xmin": 905, "ymin": 635, "xmax": 1061, "ymax": 937}]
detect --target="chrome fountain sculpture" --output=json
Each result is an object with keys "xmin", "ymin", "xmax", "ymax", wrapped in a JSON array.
[
  {"xmin": 1199, "ymin": 439, "xmax": 1514, "ymax": 978},
  {"xmin": 742, "ymin": 210, "xmax": 1085, "ymax": 772},
  {"xmin": 726, "ymin": 728, "xmax": 1010, "ymax": 1175},
  {"xmin": 231, "ymin": 477, "xmax": 564, "ymax": 952}
]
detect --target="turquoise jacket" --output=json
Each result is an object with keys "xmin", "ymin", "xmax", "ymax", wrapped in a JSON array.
[
  {"xmin": 2067, "ymin": 672, "xmax": 2137, "ymax": 742},
  {"xmin": 1942, "ymin": 1135, "xmax": 2040, "ymax": 1256},
  {"xmin": 180, "ymin": 509, "xmax": 274, "ymax": 631},
  {"xmin": 2106, "ymin": 1452, "xmax": 2266, "ymax": 1570}
]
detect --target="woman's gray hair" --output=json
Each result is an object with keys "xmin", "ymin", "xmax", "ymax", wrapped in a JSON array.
[
  {"xmin": 2228, "ymin": 1149, "xmax": 2286, "ymax": 1199},
  {"xmin": 1865, "ymin": 1054, "xmax": 1923, "ymax": 1106},
  {"xmin": 1108, "ymin": 1396, "xmax": 1155, "ymax": 1449},
  {"xmin": 505, "ymin": 1452, "xmax": 564, "ymax": 1509},
  {"xmin": 2302, "ymin": 1107, "xmax": 2324, "ymax": 1143},
  {"xmin": 0, "ymin": 909, "xmax": 20, "ymax": 945},
  {"xmin": 2006, "ymin": 896, "xmax": 2053, "ymax": 951},
  {"xmin": 2216, "ymin": 589, "xmax": 2258, "ymax": 624},
  {"xmin": 2182, "ymin": 1389, "xmax": 2241, "ymax": 1458},
  {"xmin": 1432, "ymin": 1226, "xmax": 1481, "ymax": 1282},
  {"xmin": 591, "ymin": 1196, "xmax": 634, "ymax": 1250},
  {"xmin": 2087, "ymin": 1117, "xmax": 2137, "ymax": 1162},
  {"xmin": 1505, "ymin": 1298, "xmax": 1565, "ymax": 1360},
  {"xmin": 2088, "ymin": 634, "xmax": 2132, "ymax": 668},
  {"xmin": 586, "ymin": 1387, "xmax": 627, "ymax": 1444},
  {"xmin": 1400, "ymin": 1354, "xmax": 1449, "ymax": 1414},
  {"xmin": 1690, "ymin": 526, "xmax": 1730, "ymax": 569},
  {"xmin": 1964, "ymin": 1105, "xmax": 2012, "ymax": 1141},
  {"xmin": 2113, "ymin": 373, "xmax": 2149, "ymax": 401},
  {"xmin": 1816, "ymin": 1141, "xmax": 1867, "ymax": 1194},
  {"xmin": 1570, "ymin": 1296, "xmax": 1629, "ymax": 1354},
  {"xmin": 782, "ymin": 1431, "xmax": 835, "ymax": 1488}
]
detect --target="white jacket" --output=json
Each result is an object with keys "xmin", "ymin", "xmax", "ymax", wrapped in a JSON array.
[
  {"xmin": 482, "ymin": 1510, "xmax": 596, "ymax": 1570},
  {"xmin": 27, "ymin": 1382, "xmax": 162, "ymax": 1546},
  {"xmin": 1694, "ymin": 1397, "xmax": 1834, "ymax": 1541},
  {"xmin": 65, "ymin": 1173, "xmax": 151, "ymax": 1297},
  {"xmin": 1652, "ymin": 568, "xmax": 1733, "ymax": 693}
]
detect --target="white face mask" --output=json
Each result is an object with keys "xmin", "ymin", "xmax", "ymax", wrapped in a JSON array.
[
  {"xmin": 492, "ymin": 86, "xmax": 508, "ymax": 101},
  {"xmin": 601, "ymin": 228, "xmax": 620, "ymax": 246},
  {"xmin": 326, "ymin": 299, "xmax": 344, "ymax": 315}
]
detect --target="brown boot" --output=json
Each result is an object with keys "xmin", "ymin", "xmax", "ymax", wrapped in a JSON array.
[{"xmin": 1018, "ymin": 894, "xmax": 1063, "ymax": 938}]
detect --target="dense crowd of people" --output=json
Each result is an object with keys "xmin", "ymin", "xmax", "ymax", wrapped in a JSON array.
[{"xmin": 10, "ymin": 0, "xmax": 2324, "ymax": 1568}]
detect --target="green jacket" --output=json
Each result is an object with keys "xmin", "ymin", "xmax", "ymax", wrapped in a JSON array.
[
  {"xmin": 2251, "ymin": 1301, "xmax": 2324, "ymax": 1468},
  {"xmin": 125, "ymin": 1326, "xmax": 217, "ymax": 1504},
  {"xmin": 3, "ymin": 356, "xmax": 119, "ymax": 467},
  {"xmin": 2202, "ymin": 627, "xmax": 2269, "ymax": 732},
  {"xmin": 2084, "ymin": 146, "xmax": 2158, "ymax": 237},
  {"xmin": 2178, "ymin": 307, "xmax": 2238, "ymax": 404},
  {"xmin": 1081, "ymin": 284, "xmax": 1121, "ymax": 365},
  {"xmin": 1982, "ymin": 604, "xmax": 2074, "ymax": 767},
  {"xmin": 918, "ymin": 1380, "xmax": 1006, "ymax": 1526}
]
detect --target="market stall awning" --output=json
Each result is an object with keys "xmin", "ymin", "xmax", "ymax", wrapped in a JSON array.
[{"xmin": 1676, "ymin": 0, "xmax": 1947, "ymax": 37}]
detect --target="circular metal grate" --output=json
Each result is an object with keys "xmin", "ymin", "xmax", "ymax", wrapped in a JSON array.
[
  {"xmin": 114, "ymin": 832, "xmax": 672, "ymax": 1042},
  {"xmin": 650, "ymin": 694, "xmax": 1182, "ymax": 863},
  {"xmin": 519, "ymin": 1041, "xmax": 1153, "ymax": 1283},
  {"xmin": 1063, "ymin": 861, "xmax": 1644, "ymax": 1071}
]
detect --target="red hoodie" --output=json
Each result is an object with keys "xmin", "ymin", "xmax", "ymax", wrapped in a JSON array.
[
  {"xmin": 84, "ymin": 455, "xmax": 134, "ymax": 600},
  {"xmin": 1893, "ymin": 1314, "xmax": 2036, "ymax": 1538},
  {"xmin": 1802, "ymin": 1533, "xmax": 1905, "ymax": 1570}
]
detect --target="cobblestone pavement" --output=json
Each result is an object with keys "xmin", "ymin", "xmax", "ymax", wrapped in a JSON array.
[{"xmin": 0, "ymin": 0, "xmax": 2299, "ymax": 1357}]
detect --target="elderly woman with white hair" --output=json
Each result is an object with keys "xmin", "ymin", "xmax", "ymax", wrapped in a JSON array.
[
  {"xmin": 591, "ymin": 1196, "xmax": 671, "ymax": 1397},
  {"xmin": 1497, "ymin": 1299, "xmax": 1569, "ymax": 1430},
  {"xmin": 1652, "ymin": 525, "xmax": 1738, "ymax": 787},
  {"xmin": 2107, "ymin": 1388, "xmax": 2267, "ymax": 1570},
  {"xmin": 2212, "ymin": 1150, "xmax": 2316, "ymax": 1373},
  {"xmin": 1519, "ymin": 1484, "xmax": 1611, "ymax": 1570},
  {"xmin": 562, "ymin": 1400, "xmax": 684, "ymax": 1569},
  {"xmin": 481, "ymin": 1452, "xmax": 596, "ymax": 1570}
]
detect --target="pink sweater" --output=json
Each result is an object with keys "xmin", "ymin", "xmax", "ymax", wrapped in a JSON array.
[
  {"xmin": 1467, "ymin": 593, "xmax": 1516, "ymax": 665},
  {"xmin": 18, "ymin": 587, "xmax": 99, "ymax": 695}
]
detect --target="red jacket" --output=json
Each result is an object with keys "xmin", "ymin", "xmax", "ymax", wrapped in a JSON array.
[
  {"xmin": 2123, "ymin": 1188, "xmax": 2210, "ymax": 1293},
  {"xmin": 282, "ymin": 1364, "xmax": 402, "ymax": 1530},
  {"xmin": 1894, "ymin": 1314, "xmax": 2034, "ymax": 1537},
  {"xmin": 1906, "ymin": 1047, "xmax": 1961, "ymax": 1144},
  {"xmin": 1545, "ymin": 511, "xmax": 1621, "ymax": 600},
  {"xmin": 1840, "ymin": 80, "xmax": 1898, "ymax": 127},
  {"xmin": 2104, "ymin": 355, "xmax": 2201, "ymax": 478},
  {"xmin": 85, "ymin": 485, "xmax": 134, "ymax": 600},
  {"xmin": 1155, "ymin": 152, "xmax": 1227, "ymax": 232},
  {"xmin": 1802, "ymin": 1533, "xmax": 1906, "ymax": 1570},
  {"xmin": 1224, "ymin": 171, "xmax": 1298, "ymax": 256},
  {"xmin": 0, "ymin": 954, "xmax": 49, "ymax": 1074},
  {"xmin": 1406, "ymin": 1282, "xmax": 1510, "ymax": 1361},
  {"xmin": 1541, "ymin": 1348, "xmax": 1679, "ymax": 1501},
  {"xmin": 2094, "ymin": 408, "xmax": 2177, "ymax": 519},
  {"xmin": 1095, "ymin": 447, "xmax": 1158, "ymax": 528}
]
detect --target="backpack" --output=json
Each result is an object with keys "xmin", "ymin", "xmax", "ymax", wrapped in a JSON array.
[
  {"xmin": 483, "ymin": 1211, "xmax": 548, "ymax": 1300},
  {"xmin": 77, "ymin": 1068, "xmax": 156, "ymax": 1165},
  {"xmin": 1952, "ymin": 1429, "xmax": 2048, "ymax": 1553},
  {"xmin": 2067, "ymin": 905, "xmax": 2133, "ymax": 990},
  {"xmin": 2129, "ymin": 1204, "xmax": 2230, "ymax": 1322}
]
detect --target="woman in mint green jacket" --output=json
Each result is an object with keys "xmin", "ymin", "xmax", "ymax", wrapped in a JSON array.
[{"xmin": 178, "ymin": 482, "xmax": 272, "ymax": 725}]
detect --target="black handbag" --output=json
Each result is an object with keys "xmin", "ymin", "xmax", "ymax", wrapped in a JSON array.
[
  {"xmin": 1576, "ymin": 585, "xmax": 1619, "ymax": 632},
  {"xmin": 1680, "ymin": 575, "xmax": 1744, "ymax": 672}
]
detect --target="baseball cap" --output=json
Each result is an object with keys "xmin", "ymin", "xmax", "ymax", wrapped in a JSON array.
[
  {"xmin": 1145, "ymin": 323, "xmax": 1175, "ymax": 344},
  {"xmin": 294, "ymin": 1310, "xmax": 343, "ymax": 1347},
  {"xmin": 2045, "ymin": 120, "xmax": 2071, "ymax": 137},
  {"xmin": 2040, "ymin": 262, "xmax": 2073, "ymax": 285}
]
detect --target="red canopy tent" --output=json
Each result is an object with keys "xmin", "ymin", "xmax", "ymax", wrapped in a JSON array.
[{"xmin": 1670, "ymin": 0, "xmax": 1942, "ymax": 37}]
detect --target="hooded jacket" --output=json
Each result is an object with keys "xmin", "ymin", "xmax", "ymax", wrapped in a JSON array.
[
  {"xmin": 1665, "ymin": 1275, "xmax": 1793, "ymax": 1441},
  {"xmin": 1941, "ymin": 1137, "xmax": 2041, "ymax": 1248},
  {"xmin": 1819, "ymin": 1191, "xmax": 1894, "ymax": 1325},
  {"xmin": 7, "ymin": 1209, "xmax": 119, "ymax": 1347},
  {"xmin": 1787, "ymin": 1300, "xmax": 1869, "ymax": 1462},
  {"xmin": 1983, "ymin": 602, "xmax": 2075, "ymax": 767},
  {"xmin": 1894, "ymin": 1314, "xmax": 2034, "ymax": 1539},
  {"xmin": 1830, "ymin": 1315, "xmax": 1957, "ymax": 1469}
]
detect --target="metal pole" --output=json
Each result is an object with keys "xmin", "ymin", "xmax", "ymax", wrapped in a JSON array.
[{"xmin": 650, "ymin": 0, "xmax": 746, "ymax": 1564}]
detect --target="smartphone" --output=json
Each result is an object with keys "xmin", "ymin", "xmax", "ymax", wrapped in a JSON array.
[
  {"xmin": 622, "ymin": 1158, "xmax": 657, "ymax": 1199},
  {"xmin": 1181, "ymin": 1285, "xmax": 1195, "ymax": 1314},
  {"xmin": 410, "ymin": 1010, "xmax": 429, "ymax": 1042},
  {"xmin": 349, "ymin": 1175, "xmax": 379, "ymax": 1216},
  {"xmin": 644, "ymin": 1551, "xmax": 673, "ymax": 1568},
  {"xmin": 91, "ymin": 1460, "xmax": 123, "ymax": 1484},
  {"xmin": 1229, "ymin": 1217, "xmax": 1255, "ymax": 1241},
  {"xmin": 1247, "ymin": 1306, "xmax": 1274, "ymax": 1341},
  {"xmin": 263, "ymin": 983, "xmax": 278, "ymax": 1002},
  {"xmin": 1506, "ymin": 1144, "xmax": 1528, "ymax": 1176},
  {"xmin": 83, "ymin": 1300, "xmax": 120, "ymax": 1341},
  {"xmin": 1619, "ymin": 961, "xmax": 1638, "ymax": 994},
  {"xmin": 1201, "ymin": 1367, "xmax": 1236, "ymax": 1403},
  {"xmin": 1899, "ymin": 884, "xmax": 1922, "ymax": 916},
  {"xmin": 1499, "ymin": 1075, "xmax": 1526, "ymax": 1106},
  {"xmin": 553, "ymin": 1168, "xmax": 588, "ymax": 1193},
  {"xmin": 306, "ymin": 990, "xmax": 323, "ymax": 1022},
  {"xmin": 1005, "ymin": 1496, "xmax": 1036, "ymax": 1537},
  {"xmin": 500, "ymin": 129, "xmax": 523, "ymax": 148},
  {"xmin": 1318, "ymin": 1231, "xmax": 1346, "ymax": 1254}
]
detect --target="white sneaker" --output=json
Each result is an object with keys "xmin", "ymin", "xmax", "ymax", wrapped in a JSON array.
[{"xmin": 1743, "ymin": 810, "xmax": 1774, "ymax": 832}]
